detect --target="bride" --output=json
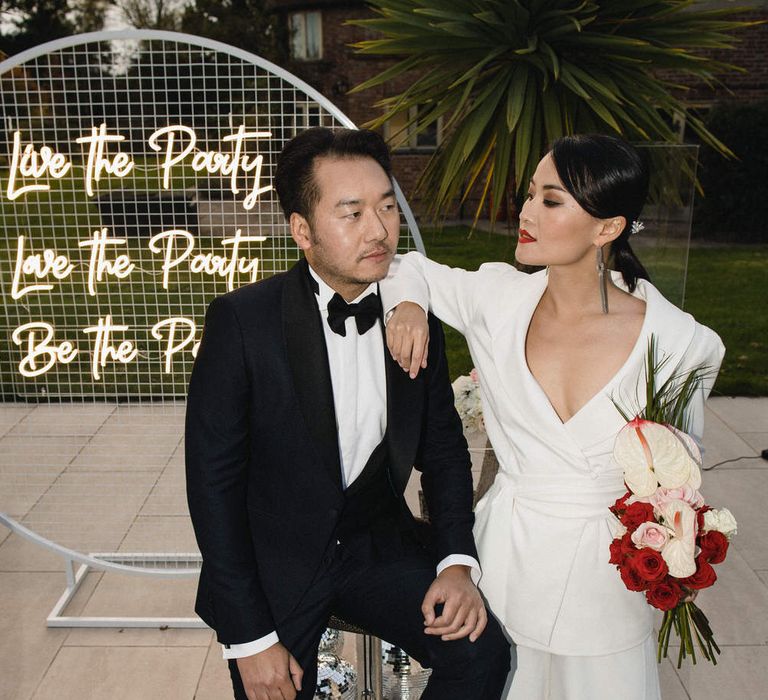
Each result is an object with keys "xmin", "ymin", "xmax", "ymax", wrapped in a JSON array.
[{"xmin": 381, "ymin": 134, "xmax": 724, "ymax": 699}]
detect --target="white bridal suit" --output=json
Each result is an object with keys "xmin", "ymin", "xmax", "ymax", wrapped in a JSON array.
[{"xmin": 381, "ymin": 253, "xmax": 725, "ymax": 700}]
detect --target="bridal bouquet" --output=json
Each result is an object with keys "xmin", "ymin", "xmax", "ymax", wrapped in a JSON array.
[
  {"xmin": 609, "ymin": 337, "xmax": 736, "ymax": 667},
  {"xmin": 452, "ymin": 369, "xmax": 485, "ymax": 433}
]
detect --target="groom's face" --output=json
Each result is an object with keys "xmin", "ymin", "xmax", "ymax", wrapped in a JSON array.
[{"xmin": 290, "ymin": 155, "xmax": 400, "ymax": 301}]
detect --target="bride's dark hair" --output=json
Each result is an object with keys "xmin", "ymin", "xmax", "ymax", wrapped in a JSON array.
[{"xmin": 550, "ymin": 134, "xmax": 650, "ymax": 292}]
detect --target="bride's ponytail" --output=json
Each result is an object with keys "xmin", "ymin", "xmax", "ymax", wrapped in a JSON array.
[{"xmin": 611, "ymin": 235, "xmax": 650, "ymax": 293}]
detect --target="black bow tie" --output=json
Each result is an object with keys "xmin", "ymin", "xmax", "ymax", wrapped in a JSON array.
[{"xmin": 326, "ymin": 292, "xmax": 381, "ymax": 337}]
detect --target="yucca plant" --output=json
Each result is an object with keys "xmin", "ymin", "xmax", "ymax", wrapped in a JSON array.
[{"xmin": 351, "ymin": 0, "xmax": 759, "ymax": 224}]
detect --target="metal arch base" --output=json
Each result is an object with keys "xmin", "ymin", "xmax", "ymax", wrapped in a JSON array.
[{"xmin": 0, "ymin": 512, "xmax": 206, "ymax": 629}]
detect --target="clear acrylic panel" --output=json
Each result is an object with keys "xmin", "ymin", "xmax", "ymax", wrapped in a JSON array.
[{"xmin": 633, "ymin": 143, "xmax": 698, "ymax": 308}]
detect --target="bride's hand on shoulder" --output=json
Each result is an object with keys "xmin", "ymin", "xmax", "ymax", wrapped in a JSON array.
[{"xmin": 386, "ymin": 302, "xmax": 429, "ymax": 379}]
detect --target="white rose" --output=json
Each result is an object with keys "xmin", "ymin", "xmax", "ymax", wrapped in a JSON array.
[
  {"xmin": 703, "ymin": 507, "xmax": 738, "ymax": 540},
  {"xmin": 451, "ymin": 374, "xmax": 475, "ymax": 398},
  {"xmin": 610, "ymin": 517, "xmax": 628, "ymax": 538},
  {"xmin": 658, "ymin": 499, "xmax": 698, "ymax": 578},
  {"xmin": 613, "ymin": 419, "xmax": 695, "ymax": 497}
]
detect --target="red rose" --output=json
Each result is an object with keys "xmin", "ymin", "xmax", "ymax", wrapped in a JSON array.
[
  {"xmin": 609, "ymin": 539, "xmax": 624, "ymax": 565},
  {"xmin": 646, "ymin": 579, "xmax": 682, "ymax": 611},
  {"xmin": 620, "ymin": 532, "xmax": 637, "ymax": 556},
  {"xmin": 621, "ymin": 501, "xmax": 655, "ymax": 530},
  {"xmin": 633, "ymin": 548, "xmax": 668, "ymax": 583},
  {"xmin": 682, "ymin": 558, "xmax": 718, "ymax": 590},
  {"xmin": 697, "ymin": 505, "xmax": 711, "ymax": 531},
  {"xmin": 699, "ymin": 530, "xmax": 729, "ymax": 565},
  {"xmin": 620, "ymin": 559, "xmax": 647, "ymax": 592},
  {"xmin": 610, "ymin": 491, "xmax": 631, "ymax": 517}
]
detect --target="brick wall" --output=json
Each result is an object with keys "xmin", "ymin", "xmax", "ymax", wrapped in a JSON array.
[
  {"xmin": 278, "ymin": 3, "xmax": 469, "ymax": 219},
  {"xmin": 662, "ymin": 9, "xmax": 768, "ymax": 106}
]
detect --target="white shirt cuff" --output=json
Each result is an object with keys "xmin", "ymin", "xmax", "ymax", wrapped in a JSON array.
[
  {"xmin": 437, "ymin": 554, "xmax": 482, "ymax": 585},
  {"xmin": 222, "ymin": 631, "xmax": 280, "ymax": 659}
]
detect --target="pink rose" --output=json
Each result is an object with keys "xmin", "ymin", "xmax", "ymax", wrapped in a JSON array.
[
  {"xmin": 649, "ymin": 485, "xmax": 705, "ymax": 510},
  {"xmin": 631, "ymin": 522, "xmax": 670, "ymax": 551}
]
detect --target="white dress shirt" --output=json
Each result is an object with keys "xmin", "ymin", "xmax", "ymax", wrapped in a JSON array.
[{"xmin": 223, "ymin": 264, "xmax": 479, "ymax": 659}]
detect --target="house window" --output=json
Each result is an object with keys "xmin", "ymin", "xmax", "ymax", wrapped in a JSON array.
[
  {"xmin": 290, "ymin": 11, "xmax": 322, "ymax": 61},
  {"xmin": 385, "ymin": 107, "xmax": 442, "ymax": 152}
]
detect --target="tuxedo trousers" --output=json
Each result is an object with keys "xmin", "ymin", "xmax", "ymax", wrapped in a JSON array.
[{"xmin": 228, "ymin": 539, "xmax": 512, "ymax": 700}]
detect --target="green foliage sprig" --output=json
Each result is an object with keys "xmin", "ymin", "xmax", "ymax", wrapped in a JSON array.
[{"xmin": 613, "ymin": 335, "xmax": 712, "ymax": 434}]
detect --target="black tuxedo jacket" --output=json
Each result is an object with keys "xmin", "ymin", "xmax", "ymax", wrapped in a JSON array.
[{"xmin": 185, "ymin": 258, "xmax": 476, "ymax": 645}]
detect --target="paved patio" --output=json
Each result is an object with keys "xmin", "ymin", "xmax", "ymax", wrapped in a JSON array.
[{"xmin": 1, "ymin": 397, "xmax": 766, "ymax": 700}]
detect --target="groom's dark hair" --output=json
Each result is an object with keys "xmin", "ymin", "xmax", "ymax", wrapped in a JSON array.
[{"xmin": 275, "ymin": 127, "xmax": 393, "ymax": 224}]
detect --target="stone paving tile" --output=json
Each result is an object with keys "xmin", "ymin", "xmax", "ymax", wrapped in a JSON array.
[
  {"xmin": 69, "ymin": 437, "xmax": 177, "ymax": 471},
  {"xmin": 139, "ymin": 487, "xmax": 190, "ymax": 518},
  {"xmin": 20, "ymin": 470, "xmax": 158, "ymax": 554},
  {"xmin": 756, "ymin": 570, "xmax": 768, "ymax": 589},
  {"xmin": 3, "ymin": 397, "xmax": 767, "ymax": 700},
  {"xmin": 703, "ymin": 469, "xmax": 768, "ymax": 571},
  {"xmin": 0, "ymin": 476, "xmax": 63, "ymax": 521},
  {"xmin": 739, "ymin": 432, "xmax": 768, "ymax": 454},
  {"xmin": 194, "ymin": 639, "xmax": 236, "ymax": 700},
  {"xmin": 30, "ymin": 646, "xmax": 207, "ymax": 700},
  {"xmin": 64, "ymin": 627, "xmax": 212, "ymax": 649},
  {"xmin": 0, "ymin": 436, "xmax": 88, "ymax": 518},
  {"xmin": 75, "ymin": 434, "xmax": 180, "ymax": 450},
  {"xmin": 0, "ymin": 405, "xmax": 33, "ymax": 438},
  {"xmin": 0, "ymin": 435, "xmax": 89, "ymax": 464},
  {"xmin": 97, "ymin": 404, "xmax": 186, "ymax": 437},
  {"xmin": 0, "ymin": 531, "xmax": 71, "ymax": 573},
  {"xmin": 118, "ymin": 515, "xmax": 198, "ymax": 553},
  {"xmin": 673, "ymin": 645, "xmax": 768, "ymax": 700},
  {"xmin": 701, "ymin": 407, "xmax": 761, "ymax": 469},
  {"xmin": 708, "ymin": 397, "xmax": 768, "ymax": 434},
  {"xmin": 691, "ymin": 548, "xmax": 768, "ymax": 646},
  {"xmin": 79, "ymin": 572, "xmax": 199, "ymax": 619},
  {"xmin": 658, "ymin": 658, "xmax": 690, "ymax": 700},
  {"xmin": 1, "ymin": 571, "xmax": 99, "ymax": 700},
  {"xmin": 10, "ymin": 404, "xmax": 113, "ymax": 437}
]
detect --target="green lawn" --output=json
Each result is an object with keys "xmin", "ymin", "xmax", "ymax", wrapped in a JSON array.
[{"xmin": 421, "ymin": 227, "xmax": 767, "ymax": 397}]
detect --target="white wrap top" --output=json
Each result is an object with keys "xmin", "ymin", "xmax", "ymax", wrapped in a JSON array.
[{"xmin": 381, "ymin": 254, "xmax": 724, "ymax": 655}]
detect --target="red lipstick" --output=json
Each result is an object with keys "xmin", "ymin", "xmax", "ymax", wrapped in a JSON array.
[{"xmin": 518, "ymin": 229, "xmax": 536, "ymax": 243}]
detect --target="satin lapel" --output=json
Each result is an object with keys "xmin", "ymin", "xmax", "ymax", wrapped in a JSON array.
[
  {"xmin": 384, "ymin": 324, "xmax": 424, "ymax": 494},
  {"xmin": 282, "ymin": 259, "xmax": 342, "ymax": 489}
]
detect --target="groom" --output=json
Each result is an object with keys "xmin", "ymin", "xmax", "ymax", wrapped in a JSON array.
[{"xmin": 185, "ymin": 127, "xmax": 511, "ymax": 700}]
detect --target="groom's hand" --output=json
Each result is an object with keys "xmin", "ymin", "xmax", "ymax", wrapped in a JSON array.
[
  {"xmin": 421, "ymin": 564, "xmax": 488, "ymax": 643},
  {"xmin": 236, "ymin": 642, "xmax": 303, "ymax": 700}
]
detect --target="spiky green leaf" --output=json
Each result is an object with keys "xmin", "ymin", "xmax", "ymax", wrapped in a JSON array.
[{"xmin": 352, "ymin": 0, "xmax": 759, "ymax": 222}]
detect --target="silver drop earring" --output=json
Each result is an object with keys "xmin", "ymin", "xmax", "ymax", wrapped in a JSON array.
[{"xmin": 596, "ymin": 246, "xmax": 609, "ymax": 314}]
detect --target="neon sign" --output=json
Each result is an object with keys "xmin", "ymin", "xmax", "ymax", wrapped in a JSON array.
[{"xmin": 3, "ymin": 123, "xmax": 276, "ymax": 389}]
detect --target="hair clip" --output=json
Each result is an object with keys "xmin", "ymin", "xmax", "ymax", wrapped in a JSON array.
[{"xmin": 630, "ymin": 220, "xmax": 645, "ymax": 235}]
